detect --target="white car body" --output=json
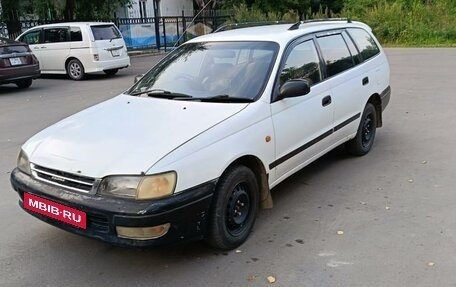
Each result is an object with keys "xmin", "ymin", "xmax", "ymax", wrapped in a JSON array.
[
  {"xmin": 13, "ymin": 20, "xmax": 390, "ymax": 248},
  {"xmin": 16, "ymin": 22, "xmax": 130, "ymax": 75}
]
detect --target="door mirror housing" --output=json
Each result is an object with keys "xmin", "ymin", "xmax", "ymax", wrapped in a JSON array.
[
  {"xmin": 277, "ymin": 79, "xmax": 311, "ymax": 101},
  {"xmin": 134, "ymin": 74, "xmax": 144, "ymax": 84}
]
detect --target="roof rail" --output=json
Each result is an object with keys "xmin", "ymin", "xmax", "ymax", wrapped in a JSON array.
[
  {"xmin": 214, "ymin": 21, "xmax": 291, "ymax": 33},
  {"xmin": 288, "ymin": 18, "xmax": 352, "ymax": 30}
]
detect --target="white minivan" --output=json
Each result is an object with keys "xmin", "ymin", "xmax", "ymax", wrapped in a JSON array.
[
  {"xmin": 16, "ymin": 22, "xmax": 130, "ymax": 80},
  {"xmin": 11, "ymin": 19, "xmax": 390, "ymax": 250}
]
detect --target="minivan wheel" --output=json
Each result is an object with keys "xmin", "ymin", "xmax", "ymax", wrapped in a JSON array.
[
  {"xmin": 67, "ymin": 59, "xmax": 85, "ymax": 80},
  {"xmin": 104, "ymin": 69, "xmax": 119, "ymax": 76},
  {"xmin": 207, "ymin": 165, "xmax": 259, "ymax": 250},
  {"xmin": 15, "ymin": 79, "xmax": 32, "ymax": 88},
  {"xmin": 346, "ymin": 103, "xmax": 377, "ymax": 156}
]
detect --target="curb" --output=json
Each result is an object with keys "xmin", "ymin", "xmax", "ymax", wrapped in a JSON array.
[{"xmin": 127, "ymin": 49, "xmax": 168, "ymax": 57}]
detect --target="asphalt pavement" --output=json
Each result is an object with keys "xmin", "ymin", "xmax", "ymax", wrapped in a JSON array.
[{"xmin": 1, "ymin": 49, "xmax": 456, "ymax": 287}]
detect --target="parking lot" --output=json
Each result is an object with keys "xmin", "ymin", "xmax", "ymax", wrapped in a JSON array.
[{"xmin": 1, "ymin": 48, "xmax": 456, "ymax": 286}]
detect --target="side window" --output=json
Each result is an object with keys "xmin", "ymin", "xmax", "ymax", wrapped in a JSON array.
[
  {"xmin": 317, "ymin": 34, "xmax": 354, "ymax": 77},
  {"xmin": 347, "ymin": 28, "xmax": 380, "ymax": 61},
  {"xmin": 343, "ymin": 31, "xmax": 361, "ymax": 65},
  {"xmin": 70, "ymin": 27, "xmax": 82, "ymax": 42},
  {"xmin": 280, "ymin": 40, "xmax": 322, "ymax": 85},
  {"xmin": 44, "ymin": 28, "xmax": 69, "ymax": 43},
  {"xmin": 20, "ymin": 30, "xmax": 41, "ymax": 45}
]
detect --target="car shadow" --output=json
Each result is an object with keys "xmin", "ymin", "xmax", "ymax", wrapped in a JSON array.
[{"xmin": 39, "ymin": 73, "xmax": 129, "ymax": 81}]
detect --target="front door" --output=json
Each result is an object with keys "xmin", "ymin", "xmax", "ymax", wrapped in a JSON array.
[{"xmin": 270, "ymin": 38, "xmax": 334, "ymax": 184}]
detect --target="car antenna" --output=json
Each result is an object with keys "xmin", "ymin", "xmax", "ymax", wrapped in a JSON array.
[{"xmin": 172, "ymin": 0, "xmax": 213, "ymax": 49}]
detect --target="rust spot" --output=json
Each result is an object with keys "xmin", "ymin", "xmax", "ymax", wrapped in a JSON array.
[{"xmin": 265, "ymin": 136, "xmax": 271, "ymax": 143}]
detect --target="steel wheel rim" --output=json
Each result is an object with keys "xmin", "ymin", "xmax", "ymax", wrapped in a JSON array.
[
  {"xmin": 70, "ymin": 63, "xmax": 81, "ymax": 78},
  {"xmin": 226, "ymin": 183, "xmax": 251, "ymax": 236},
  {"xmin": 362, "ymin": 114, "xmax": 374, "ymax": 148}
]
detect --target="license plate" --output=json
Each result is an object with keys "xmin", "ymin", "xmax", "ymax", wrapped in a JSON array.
[
  {"xmin": 9, "ymin": 57, "xmax": 22, "ymax": 65},
  {"xmin": 111, "ymin": 49, "xmax": 120, "ymax": 57},
  {"xmin": 24, "ymin": 193, "xmax": 87, "ymax": 229}
]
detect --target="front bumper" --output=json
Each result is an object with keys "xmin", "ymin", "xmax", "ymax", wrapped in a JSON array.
[{"xmin": 10, "ymin": 168, "xmax": 215, "ymax": 247}]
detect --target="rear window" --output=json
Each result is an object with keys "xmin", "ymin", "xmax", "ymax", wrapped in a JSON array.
[
  {"xmin": 347, "ymin": 28, "xmax": 380, "ymax": 61},
  {"xmin": 0, "ymin": 45, "xmax": 28, "ymax": 54},
  {"xmin": 90, "ymin": 25, "xmax": 121, "ymax": 41}
]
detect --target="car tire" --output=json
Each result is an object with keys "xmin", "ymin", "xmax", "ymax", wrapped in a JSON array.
[
  {"xmin": 104, "ymin": 69, "xmax": 119, "ymax": 76},
  {"xmin": 207, "ymin": 165, "xmax": 259, "ymax": 250},
  {"xmin": 346, "ymin": 103, "xmax": 377, "ymax": 156},
  {"xmin": 15, "ymin": 79, "xmax": 33, "ymax": 89},
  {"xmin": 67, "ymin": 59, "xmax": 85, "ymax": 81}
]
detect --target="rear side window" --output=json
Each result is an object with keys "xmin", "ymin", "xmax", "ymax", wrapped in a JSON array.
[
  {"xmin": 317, "ymin": 34, "xmax": 354, "ymax": 77},
  {"xmin": 44, "ymin": 28, "xmax": 69, "ymax": 43},
  {"xmin": 347, "ymin": 28, "xmax": 380, "ymax": 61},
  {"xmin": 91, "ymin": 25, "xmax": 121, "ymax": 41},
  {"xmin": 281, "ymin": 39, "xmax": 322, "ymax": 85},
  {"xmin": 20, "ymin": 30, "xmax": 41, "ymax": 45},
  {"xmin": 70, "ymin": 27, "xmax": 82, "ymax": 41}
]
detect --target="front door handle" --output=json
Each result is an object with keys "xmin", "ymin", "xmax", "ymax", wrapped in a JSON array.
[
  {"xmin": 362, "ymin": 77, "xmax": 369, "ymax": 86},
  {"xmin": 322, "ymin": 95, "xmax": 332, "ymax": 107}
]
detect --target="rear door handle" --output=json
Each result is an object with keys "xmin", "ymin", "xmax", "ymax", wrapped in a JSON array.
[
  {"xmin": 40, "ymin": 46, "xmax": 47, "ymax": 49},
  {"xmin": 362, "ymin": 77, "xmax": 369, "ymax": 86},
  {"xmin": 322, "ymin": 95, "xmax": 332, "ymax": 107}
]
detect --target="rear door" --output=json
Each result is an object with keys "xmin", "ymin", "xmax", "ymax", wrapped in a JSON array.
[
  {"xmin": 89, "ymin": 24, "xmax": 128, "ymax": 61},
  {"xmin": 0, "ymin": 43, "xmax": 34, "ymax": 69},
  {"xmin": 315, "ymin": 31, "xmax": 361, "ymax": 143},
  {"xmin": 270, "ymin": 38, "xmax": 334, "ymax": 182},
  {"xmin": 40, "ymin": 27, "xmax": 71, "ymax": 72}
]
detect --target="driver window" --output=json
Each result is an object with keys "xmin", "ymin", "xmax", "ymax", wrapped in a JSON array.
[
  {"xmin": 21, "ymin": 30, "xmax": 41, "ymax": 45},
  {"xmin": 280, "ymin": 40, "xmax": 322, "ymax": 85}
]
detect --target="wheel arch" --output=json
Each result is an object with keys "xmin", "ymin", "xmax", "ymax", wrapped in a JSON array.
[
  {"xmin": 221, "ymin": 155, "xmax": 273, "ymax": 209},
  {"xmin": 367, "ymin": 93, "xmax": 382, "ymax": 127},
  {"xmin": 65, "ymin": 57, "xmax": 82, "ymax": 72}
]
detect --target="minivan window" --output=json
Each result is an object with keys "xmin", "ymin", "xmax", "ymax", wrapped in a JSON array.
[
  {"xmin": 281, "ymin": 39, "xmax": 322, "ymax": 85},
  {"xmin": 44, "ymin": 28, "xmax": 69, "ymax": 43},
  {"xmin": 347, "ymin": 28, "xmax": 380, "ymax": 61},
  {"xmin": 91, "ymin": 25, "xmax": 121, "ymax": 41},
  {"xmin": 70, "ymin": 27, "xmax": 83, "ymax": 42},
  {"xmin": 317, "ymin": 34, "xmax": 354, "ymax": 77},
  {"xmin": 21, "ymin": 30, "xmax": 41, "ymax": 45}
]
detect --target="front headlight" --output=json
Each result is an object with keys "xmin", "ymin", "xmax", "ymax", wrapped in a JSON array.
[
  {"xmin": 98, "ymin": 172, "xmax": 177, "ymax": 200},
  {"xmin": 17, "ymin": 150, "xmax": 31, "ymax": 175}
]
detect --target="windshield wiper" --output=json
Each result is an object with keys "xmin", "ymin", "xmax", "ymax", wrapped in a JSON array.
[
  {"xmin": 196, "ymin": 95, "xmax": 254, "ymax": 103},
  {"xmin": 129, "ymin": 89, "xmax": 193, "ymax": 99}
]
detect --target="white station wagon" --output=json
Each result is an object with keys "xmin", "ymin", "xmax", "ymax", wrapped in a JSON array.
[{"xmin": 11, "ymin": 19, "xmax": 390, "ymax": 250}]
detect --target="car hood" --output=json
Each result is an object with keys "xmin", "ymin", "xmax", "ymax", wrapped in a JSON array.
[{"xmin": 23, "ymin": 94, "xmax": 247, "ymax": 178}]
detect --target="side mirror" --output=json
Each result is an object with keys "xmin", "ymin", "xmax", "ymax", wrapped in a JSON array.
[
  {"xmin": 277, "ymin": 79, "xmax": 311, "ymax": 101},
  {"xmin": 134, "ymin": 74, "xmax": 144, "ymax": 84}
]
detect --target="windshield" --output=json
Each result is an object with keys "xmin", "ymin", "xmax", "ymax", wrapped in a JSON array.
[{"xmin": 128, "ymin": 41, "xmax": 279, "ymax": 102}]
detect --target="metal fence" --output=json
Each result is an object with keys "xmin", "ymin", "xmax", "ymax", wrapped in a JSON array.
[{"xmin": 0, "ymin": 14, "xmax": 231, "ymax": 51}]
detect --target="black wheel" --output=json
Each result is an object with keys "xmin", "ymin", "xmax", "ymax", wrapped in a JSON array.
[
  {"xmin": 346, "ymin": 103, "xmax": 377, "ymax": 156},
  {"xmin": 104, "ymin": 69, "xmax": 119, "ymax": 76},
  {"xmin": 67, "ymin": 59, "xmax": 85, "ymax": 80},
  {"xmin": 15, "ymin": 79, "xmax": 32, "ymax": 89},
  {"xmin": 207, "ymin": 165, "xmax": 259, "ymax": 250}
]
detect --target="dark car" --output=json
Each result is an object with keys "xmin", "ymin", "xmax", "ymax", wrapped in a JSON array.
[{"xmin": 0, "ymin": 37, "xmax": 40, "ymax": 88}]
